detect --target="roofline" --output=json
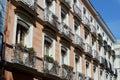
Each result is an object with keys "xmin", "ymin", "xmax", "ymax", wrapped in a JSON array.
[{"xmin": 82, "ymin": 0, "xmax": 116, "ymax": 42}]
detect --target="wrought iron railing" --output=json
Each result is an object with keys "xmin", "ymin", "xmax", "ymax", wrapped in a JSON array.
[
  {"xmin": 85, "ymin": 76, "xmax": 94, "ymax": 80},
  {"xmin": 60, "ymin": 0, "xmax": 71, "ymax": 7},
  {"xmin": 82, "ymin": 15, "xmax": 90, "ymax": 27},
  {"xmin": 74, "ymin": 34, "xmax": 84, "ymax": 49},
  {"xmin": 43, "ymin": 56, "xmax": 59, "ymax": 76},
  {"xmin": 114, "ymin": 69, "xmax": 117, "ymax": 76},
  {"xmin": 73, "ymin": 4, "xmax": 82, "ymax": 19},
  {"xmin": 10, "ymin": 44, "xmax": 36, "ymax": 68},
  {"xmin": 75, "ymin": 72, "xmax": 85, "ymax": 80},
  {"xmin": 61, "ymin": 22, "xmax": 72, "ymax": 39},
  {"xmin": 44, "ymin": 8, "xmax": 58, "ymax": 27},
  {"xmin": 85, "ymin": 43, "xmax": 92, "ymax": 55},
  {"xmin": 92, "ymin": 49, "xmax": 99, "ymax": 59},
  {"xmin": 99, "ymin": 56, "xmax": 105, "ymax": 66},
  {"xmin": 90, "ymin": 24, "xmax": 96, "ymax": 34},
  {"xmin": 15, "ymin": 0, "xmax": 37, "ymax": 10},
  {"xmin": 60, "ymin": 64, "xmax": 73, "ymax": 80}
]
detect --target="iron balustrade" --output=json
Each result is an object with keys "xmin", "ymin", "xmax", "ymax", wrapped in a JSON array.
[
  {"xmin": 75, "ymin": 72, "xmax": 85, "ymax": 80},
  {"xmin": 74, "ymin": 34, "xmax": 84, "ymax": 49},
  {"xmin": 99, "ymin": 56, "xmax": 105, "ymax": 66},
  {"xmin": 92, "ymin": 49, "xmax": 99, "ymax": 59},
  {"xmin": 85, "ymin": 76, "xmax": 94, "ymax": 80},
  {"xmin": 60, "ymin": 0, "xmax": 71, "ymax": 7},
  {"xmin": 90, "ymin": 24, "xmax": 97, "ymax": 35},
  {"xmin": 61, "ymin": 22, "xmax": 72, "ymax": 39},
  {"xmin": 44, "ymin": 8, "xmax": 58, "ymax": 27},
  {"xmin": 15, "ymin": 0, "xmax": 37, "ymax": 10},
  {"xmin": 85, "ymin": 43, "xmax": 92, "ymax": 55},
  {"xmin": 5, "ymin": 44, "xmax": 36, "ymax": 69},
  {"xmin": 60, "ymin": 64, "xmax": 73, "ymax": 80},
  {"xmin": 82, "ymin": 16, "xmax": 90, "ymax": 27},
  {"xmin": 43, "ymin": 58, "xmax": 59, "ymax": 76},
  {"xmin": 73, "ymin": 4, "xmax": 82, "ymax": 19}
]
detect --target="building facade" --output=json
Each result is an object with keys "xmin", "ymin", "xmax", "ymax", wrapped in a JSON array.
[
  {"xmin": 113, "ymin": 40, "xmax": 120, "ymax": 80},
  {"xmin": 0, "ymin": 0, "xmax": 118, "ymax": 80}
]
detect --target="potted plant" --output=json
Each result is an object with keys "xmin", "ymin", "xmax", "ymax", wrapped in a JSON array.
[
  {"xmin": 62, "ymin": 64, "xmax": 73, "ymax": 71},
  {"xmin": 44, "ymin": 55, "xmax": 54, "ymax": 63}
]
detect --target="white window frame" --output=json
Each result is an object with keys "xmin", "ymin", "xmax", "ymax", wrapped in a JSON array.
[
  {"xmin": 60, "ymin": 44, "xmax": 69, "ymax": 66},
  {"xmin": 42, "ymin": 33, "xmax": 55, "ymax": 59},
  {"xmin": 13, "ymin": 14, "xmax": 33, "ymax": 48}
]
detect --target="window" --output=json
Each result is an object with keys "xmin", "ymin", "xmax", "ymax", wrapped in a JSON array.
[
  {"xmin": 100, "ymin": 69, "xmax": 103, "ymax": 80},
  {"xmin": 74, "ymin": 19, "xmax": 80, "ymax": 35},
  {"xmin": 45, "ymin": 0, "xmax": 55, "ymax": 14},
  {"xmin": 93, "ymin": 66, "xmax": 98, "ymax": 80},
  {"xmin": 14, "ymin": 14, "xmax": 33, "ymax": 47},
  {"xmin": 83, "ymin": 7, "xmax": 86, "ymax": 14},
  {"xmin": 75, "ymin": 54, "xmax": 80, "ymax": 72},
  {"xmin": 92, "ymin": 37, "xmax": 95, "ymax": 46},
  {"xmin": 84, "ymin": 29, "xmax": 89, "ymax": 39},
  {"xmin": 61, "ymin": 46, "xmax": 68, "ymax": 65},
  {"xmin": 61, "ymin": 8, "xmax": 67, "ymax": 23},
  {"xmin": 103, "ymin": 32, "xmax": 104, "ymax": 36},
  {"xmin": 86, "ymin": 61, "xmax": 90, "ymax": 77},
  {"xmin": 15, "ymin": 20, "xmax": 29, "ymax": 44},
  {"xmin": 74, "ymin": 0, "xmax": 77, "ymax": 3},
  {"xmin": 90, "ymin": 16, "xmax": 93, "ymax": 23},
  {"xmin": 97, "ymin": 25, "xmax": 99, "ymax": 30},
  {"xmin": 43, "ymin": 35, "xmax": 55, "ymax": 58}
]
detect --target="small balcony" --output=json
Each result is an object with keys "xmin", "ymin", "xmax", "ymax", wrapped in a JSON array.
[
  {"xmin": 98, "ymin": 34, "xmax": 103, "ymax": 46},
  {"xmin": 60, "ymin": 64, "xmax": 73, "ymax": 80},
  {"xmin": 75, "ymin": 72, "xmax": 85, "ymax": 80},
  {"xmin": 43, "ymin": 55, "xmax": 59, "ymax": 76},
  {"xmin": 114, "ymin": 69, "xmax": 118, "ymax": 77},
  {"xmin": 92, "ymin": 49, "xmax": 99, "ymax": 60},
  {"xmin": 11, "ymin": 44, "xmax": 36, "ymax": 69},
  {"xmin": 74, "ymin": 34, "xmax": 84, "ymax": 49},
  {"xmin": 99, "ymin": 56, "xmax": 105, "ymax": 66},
  {"xmin": 82, "ymin": 16, "xmax": 90, "ymax": 29},
  {"xmin": 44, "ymin": 8, "xmax": 58, "ymax": 31},
  {"xmin": 85, "ymin": 76, "xmax": 94, "ymax": 80},
  {"xmin": 104, "ymin": 59, "xmax": 111, "ymax": 71},
  {"xmin": 13, "ymin": 0, "xmax": 37, "ymax": 15},
  {"xmin": 85, "ymin": 43, "xmax": 92, "ymax": 56},
  {"xmin": 90, "ymin": 24, "xmax": 97, "ymax": 36},
  {"xmin": 60, "ymin": 22, "xmax": 73, "ymax": 40},
  {"xmin": 73, "ymin": 4, "xmax": 82, "ymax": 20},
  {"xmin": 60, "ymin": 0, "xmax": 71, "ymax": 9}
]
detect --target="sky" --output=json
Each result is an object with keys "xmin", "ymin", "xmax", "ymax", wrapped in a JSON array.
[{"xmin": 90, "ymin": 0, "xmax": 120, "ymax": 40}]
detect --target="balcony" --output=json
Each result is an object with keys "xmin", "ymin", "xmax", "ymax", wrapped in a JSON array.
[
  {"xmin": 85, "ymin": 43, "xmax": 92, "ymax": 56},
  {"xmin": 82, "ymin": 16, "xmax": 90, "ymax": 30},
  {"xmin": 43, "ymin": 55, "xmax": 59, "ymax": 76},
  {"xmin": 104, "ymin": 59, "xmax": 110, "ymax": 71},
  {"xmin": 98, "ymin": 34, "xmax": 103, "ymax": 46},
  {"xmin": 75, "ymin": 72, "xmax": 85, "ymax": 80},
  {"xmin": 60, "ymin": 22, "xmax": 73, "ymax": 40},
  {"xmin": 73, "ymin": 34, "xmax": 84, "ymax": 49},
  {"xmin": 60, "ymin": 64, "xmax": 73, "ymax": 80},
  {"xmin": 90, "ymin": 24, "xmax": 97, "ymax": 36},
  {"xmin": 10, "ymin": 44, "xmax": 36, "ymax": 69},
  {"xmin": 92, "ymin": 49, "xmax": 99, "ymax": 60},
  {"xmin": 60, "ymin": 0, "xmax": 71, "ymax": 9},
  {"xmin": 13, "ymin": 0, "xmax": 37, "ymax": 15},
  {"xmin": 73, "ymin": 4, "xmax": 82, "ymax": 20},
  {"xmin": 114, "ymin": 69, "xmax": 117, "ymax": 77},
  {"xmin": 85, "ymin": 76, "xmax": 94, "ymax": 80},
  {"xmin": 99, "ymin": 56, "xmax": 105, "ymax": 66},
  {"xmin": 44, "ymin": 8, "xmax": 58, "ymax": 31}
]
